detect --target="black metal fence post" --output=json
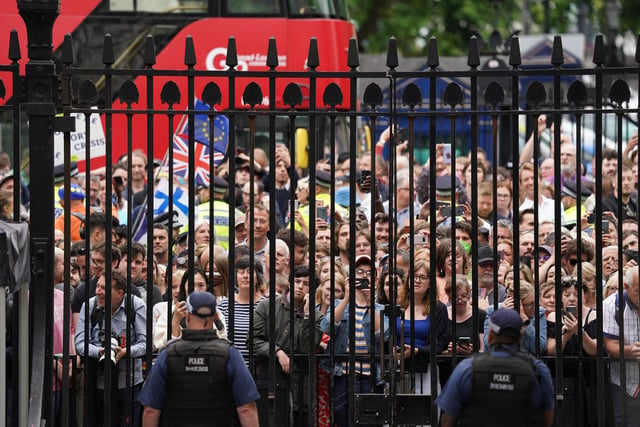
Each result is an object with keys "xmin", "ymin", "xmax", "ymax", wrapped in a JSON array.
[{"xmin": 16, "ymin": 0, "xmax": 60, "ymax": 425}]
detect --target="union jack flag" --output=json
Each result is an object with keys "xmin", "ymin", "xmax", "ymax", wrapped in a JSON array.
[{"xmin": 172, "ymin": 99, "xmax": 229, "ymax": 187}]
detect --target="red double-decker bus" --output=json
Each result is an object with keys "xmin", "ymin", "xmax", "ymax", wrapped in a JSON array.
[{"xmin": 0, "ymin": 0, "xmax": 356, "ymax": 169}]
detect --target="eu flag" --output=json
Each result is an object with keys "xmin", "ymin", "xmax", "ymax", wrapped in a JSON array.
[{"xmin": 192, "ymin": 99, "xmax": 229, "ymax": 166}]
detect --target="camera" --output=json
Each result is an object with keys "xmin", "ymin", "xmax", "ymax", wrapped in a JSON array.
[
  {"xmin": 442, "ymin": 206, "xmax": 463, "ymax": 217},
  {"xmin": 457, "ymin": 336, "xmax": 471, "ymax": 346},
  {"xmin": 317, "ymin": 206, "xmax": 328, "ymax": 222},
  {"xmin": 413, "ymin": 235, "xmax": 428, "ymax": 245},
  {"xmin": 355, "ymin": 278, "xmax": 369, "ymax": 290},
  {"xmin": 395, "ymin": 127, "xmax": 410, "ymax": 145},
  {"xmin": 443, "ymin": 144, "xmax": 452, "ymax": 165},
  {"xmin": 99, "ymin": 335, "xmax": 120, "ymax": 367},
  {"xmin": 564, "ymin": 306, "xmax": 577, "ymax": 318}
]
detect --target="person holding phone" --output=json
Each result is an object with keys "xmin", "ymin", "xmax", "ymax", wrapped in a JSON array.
[
  {"xmin": 545, "ymin": 276, "xmax": 598, "ymax": 426},
  {"xmin": 445, "ymin": 275, "xmax": 485, "ymax": 356},
  {"xmin": 320, "ymin": 254, "xmax": 389, "ymax": 427},
  {"xmin": 395, "ymin": 259, "xmax": 449, "ymax": 395},
  {"xmin": 546, "ymin": 276, "xmax": 597, "ymax": 357}
]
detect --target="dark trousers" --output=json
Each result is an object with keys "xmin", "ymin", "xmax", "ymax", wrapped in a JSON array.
[
  {"xmin": 333, "ymin": 375, "xmax": 382, "ymax": 427},
  {"xmin": 611, "ymin": 383, "xmax": 640, "ymax": 427},
  {"xmin": 256, "ymin": 380, "xmax": 290, "ymax": 427},
  {"xmin": 95, "ymin": 384, "xmax": 141, "ymax": 427}
]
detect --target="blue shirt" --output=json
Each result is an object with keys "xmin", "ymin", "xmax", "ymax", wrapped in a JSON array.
[
  {"xmin": 396, "ymin": 316, "xmax": 430, "ymax": 348},
  {"xmin": 436, "ymin": 346, "xmax": 554, "ymax": 417},
  {"xmin": 74, "ymin": 295, "xmax": 147, "ymax": 389},
  {"xmin": 483, "ymin": 304, "xmax": 547, "ymax": 356},
  {"xmin": 138, "ymin": 341, "xmax": 260, "ymax": 410}
]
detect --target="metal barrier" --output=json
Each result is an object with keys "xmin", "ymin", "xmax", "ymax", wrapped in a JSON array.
[{"xmin": 3, "ymin": 4, "xmax": 640, "ymax": 425}]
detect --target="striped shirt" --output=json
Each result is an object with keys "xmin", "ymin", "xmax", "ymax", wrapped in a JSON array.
[
  {"xmin": 354, "ymin": 305, "xmax": 371, "ymax": 377},
  {"xmin": 218, "ymin": 298, "xmax": 261, "ymax": 365},
  {"xmin": 603, "ymin": 292, "xmax": 640, "ymax": 397}
]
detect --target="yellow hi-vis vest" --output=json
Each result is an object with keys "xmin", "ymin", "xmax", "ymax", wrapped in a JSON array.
[{"xmin": 196, "ymin": 200, "xmax": 243, "ymax": 250}]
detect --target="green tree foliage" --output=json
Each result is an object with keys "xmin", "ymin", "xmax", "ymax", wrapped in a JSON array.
[{"xmin": 348, "ymin": 0, "xmax": 635, "ymax": 57}]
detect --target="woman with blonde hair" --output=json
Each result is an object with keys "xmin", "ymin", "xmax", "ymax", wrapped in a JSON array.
[
  {"xmin": 577, "ymin": 262, "xmax": 597, "ymax": 309},
  {"xmin": 315, "ymin": 274, "xmax": 346, "ymax": 316},
  {"xmin": 445, "ymin": 275, "xmax": 485, "ymax": 354},
  {"xmin": 396, "ymin": 259, "xmax": 449, "ymax": 395},
  {"xmin": 604, "ymin": 272, "xmax": 620, "ymax": 299},
  {"xmin": 539, "ymin": 281, "xmax": 556, "ymax": 319},
  {"xmin": 199, "ymin": 245, "xmax": 230, "ymax": 302}
]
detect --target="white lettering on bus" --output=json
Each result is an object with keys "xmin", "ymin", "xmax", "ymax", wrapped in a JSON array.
[{"xmin": 205, "ymin": 47, "xmax": 287, "ymax": 71}]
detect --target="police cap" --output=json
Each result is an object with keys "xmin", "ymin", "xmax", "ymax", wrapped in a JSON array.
[
  {"xmin": 187, "ymin": 291, "xmax": 217, "ymax": 317},
  {"xmin": 435, "ymin": 175, "xmax": 461, "ymax": 197},
  {"xmin": 488, "ymin": 308, "xmax": 522, "ymax": 339},
  {"xmin": 562, "ymin": 179, "xmax": 592, "ymax": 200},
  {"xmin": 154, "ymin": 211, "xmax": 183, "ymax": 229},
  {"xmin": 315, "ymin": 169, "xmax": 331, "ymax": 189},
  {"xmin": 212, "ymin": 175, "xmax": 228, "ymax": 194},
  {"xmin": 54, "ymin": 161, "xmax": 79, "ymax": 185}
]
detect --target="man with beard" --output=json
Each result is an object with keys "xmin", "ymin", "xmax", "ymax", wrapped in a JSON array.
[
  {"xmin": 559, "ymin": 143, "xmax": 578, "ymax": 184},
  {"xmin": 601, "ymin": 148, "xmax": 619, "ymax": 178},
  {"xmin": 602, "ymin": 163, "xmax": 638, "ymax": 221},
  {"xmin": 476, "ymin": 246, "xmax": 506, "ymax": 312},
  {"xmin": 252, "ymin": 265, "xmax": 323, "ymax": 426},
  {"xmin": 152, "ymin": 223, "xmax": 170, "ymax": 266},
  {"xmin": 519, "ymin": 230, "xmax": 536, "ymax": 259}
]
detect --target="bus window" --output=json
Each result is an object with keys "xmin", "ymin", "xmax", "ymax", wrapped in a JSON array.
[
  {"xmin": 110, "ymin": 0, "xmax": 208, "ymax": 13},
  {"xmin": 226, "ymin": 0, "xmax": 283, "ymax": 15},
  {"xmin": 289, "ymin": 0, "xmax": 349, "ymax": 19}
]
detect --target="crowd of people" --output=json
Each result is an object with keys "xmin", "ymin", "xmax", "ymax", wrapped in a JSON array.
[{"xmin": 5, "ymin": 118, "xmax": 640, "ymax": 426}]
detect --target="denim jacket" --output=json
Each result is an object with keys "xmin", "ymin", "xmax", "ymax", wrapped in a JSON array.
[
  {"xmin": 483, "ymin": 304, "xmax": 547, "ymax": 356},
  {"xmin": 320, "ymin": 299, "xmax": 389, "ymax": 382}
]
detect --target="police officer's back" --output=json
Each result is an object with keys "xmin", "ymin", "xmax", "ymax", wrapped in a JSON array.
[
  {"xmin": 139, "ymin": 291, "xmax": 260, "ymax": 426},
  {"xmin": 436, "ymin": 308, "xmax": 554, "ymax": 427}
]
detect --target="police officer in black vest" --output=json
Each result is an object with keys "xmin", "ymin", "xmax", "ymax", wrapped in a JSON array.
[
  {"xmin": 139, "ymin": 291, "xmax": 260, "ymax": 426},
  {"xmin": 436, "ymin": 308, "xmax": 554, "ymax": 427}
]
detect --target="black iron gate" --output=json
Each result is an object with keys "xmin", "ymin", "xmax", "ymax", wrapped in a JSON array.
[{"xmin": 3, "ymin": 2, "xmax": 640, "ymax": 426}]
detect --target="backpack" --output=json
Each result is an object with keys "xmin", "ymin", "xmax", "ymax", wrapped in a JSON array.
[
  {"xmin": 70, "ymin": 211, "xmax": 86, "ymax": 239},
  {"xmin": 89, "ymin": 295, "xmax": 139, "ymax": 331}
]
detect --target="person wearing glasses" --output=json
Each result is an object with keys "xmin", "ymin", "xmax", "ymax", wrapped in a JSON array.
[
  {"xmin": 395, "ymin": 259, "xmax": 449, "ymax": 396},
  {"xmin": 495, "ymin": 181, "xmax": 513, "ymax": 220},
  {"xmin": 483, "ymin": 281, "xmax": 547, "ymax": 356},
  {"xmin": 476, "ymin": 246, "xmax": 507, "ymax": 312},
  {"xmin": 445, "ymin": 275, "xmax": 485, "ymax": 355},
  {"xmin": 320, "ymin": 254, "xmax": 389, "ymax": 427}
]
